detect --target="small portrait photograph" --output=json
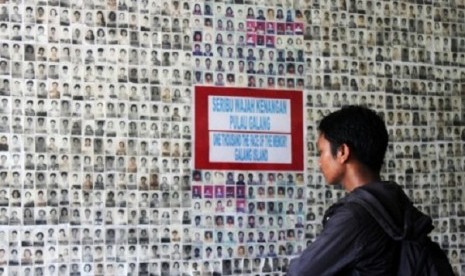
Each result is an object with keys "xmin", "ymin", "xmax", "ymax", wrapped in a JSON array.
[
  {"xmin": 256, "ymin": 21, "xmax": 266, "ymax": 34},
  {"xmin": 236, "ymin": 185, "xmax": 245, "ymax": 199},
  {"xmin": 214, "ymin": 185, "xmax": 225, "ymax": 198},
  {"xmin": 225, "ymin": 186, "xmax": 235, "ymax": 198},
  {"xmin": 192, "ymin": 185, "xmax": 202, "ymax": 199},
  {"xmin": 276, "ymin": 22, "xmax": 285, "ymax": 35},
  {"xmin": 204, "ymin": 185, "xmax": 213, "ymax": 199},
  {"xmin": 234, "ymin": 199, "xmax": 245, "ymax": 213},
  {"xmin": 246, "ymin": 33, "xmax": 256, "ymax": 46}
]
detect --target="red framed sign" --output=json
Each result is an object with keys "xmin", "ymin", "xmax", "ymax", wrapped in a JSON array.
[{"xmin": 195, "ymin": 86, "xmax": 304, "ymax": 171}]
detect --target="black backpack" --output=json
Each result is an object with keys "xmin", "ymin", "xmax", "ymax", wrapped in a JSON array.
[
  {"xmin": 397, "ymin": 235, "xmax": 454, "ymax": 276},
  {"xmin": 347, "ymin": 189, "xmax": 454, "ymax": 276}
]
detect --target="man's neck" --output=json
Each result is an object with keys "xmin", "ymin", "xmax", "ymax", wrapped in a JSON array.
[{"xmin": 342, "ymin": 163, "xmax": 380, "ymax": 192}]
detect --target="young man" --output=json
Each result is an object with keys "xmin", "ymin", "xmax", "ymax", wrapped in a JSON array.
[{"xmin": 288, "ymin": 105, "xmax": 437, "ymax": 275}]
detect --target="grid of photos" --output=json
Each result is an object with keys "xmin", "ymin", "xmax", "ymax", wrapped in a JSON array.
[
  {"xmin": 191, "ymin": 2, "xmax": 305, "ymax": 89},
  {"xmin": 299, "ymin": 0, "xmax": 465, "ymax": 273},
  {"xmin": 0, "ymin": 0, "xmax": 197, "ymax": 274},
  {"xmin": 0, "ymin": 0, "xmax": 463, "ymax": 275},
  {"xmin": 191, "ymin": 170, "xmax": 306, "ymax": 274}
]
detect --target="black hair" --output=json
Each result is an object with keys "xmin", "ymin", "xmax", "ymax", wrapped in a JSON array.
[{"xmin": 318, "ymin": 105, "xmax": 388, "ymax": 174}]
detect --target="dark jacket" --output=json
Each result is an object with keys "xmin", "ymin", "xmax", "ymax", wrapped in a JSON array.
[{"xmin": 288, "ymin": 181, "xmax": 432, "ymax": 276}]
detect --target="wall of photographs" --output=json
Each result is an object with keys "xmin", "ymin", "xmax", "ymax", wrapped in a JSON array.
[{"xmin": 0, "ymin": 0, "xmax": 464, "ymax": 275}]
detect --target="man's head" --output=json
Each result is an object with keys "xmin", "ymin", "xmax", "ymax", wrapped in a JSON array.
[{"xmin": 317, "ymin": 105, "xmax": 388, "ymax": 185}]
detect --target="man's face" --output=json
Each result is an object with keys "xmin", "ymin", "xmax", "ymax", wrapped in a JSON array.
[{"xmin": 317, "ymin": 134, "xmax": 343, "ymax": 185}]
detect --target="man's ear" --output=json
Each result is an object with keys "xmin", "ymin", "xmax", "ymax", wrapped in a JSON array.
[{"xmin": 337, "ymin": 143, "xmax": 350, "ymax": 164}]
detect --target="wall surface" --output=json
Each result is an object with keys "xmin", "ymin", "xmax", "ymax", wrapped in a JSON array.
[{"xmin": 0, "ymin": 0, "xmax": 464, "ymax": 275}]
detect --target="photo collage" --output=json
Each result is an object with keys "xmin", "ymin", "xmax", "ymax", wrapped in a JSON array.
[{"xmin": 0, "ymin": 0, "xmax": 463, "ymax": 275}]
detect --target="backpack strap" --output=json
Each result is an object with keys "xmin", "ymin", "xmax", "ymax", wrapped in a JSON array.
[
  {"xmin": 410, "ymin": 237, "xmax": 430, "ymax": 276},
  {"xmin": 346, "ymin": 188, "xmax": 405, "ymax": 240}
]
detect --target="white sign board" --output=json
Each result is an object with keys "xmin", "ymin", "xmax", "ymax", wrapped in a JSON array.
[{"xmin": 208, "ymin": 96, "xmax": 292, "ymax": 164}]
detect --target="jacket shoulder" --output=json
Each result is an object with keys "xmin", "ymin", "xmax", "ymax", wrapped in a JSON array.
[{"xmin": 324, "ymin": 197, "xmax": 373, "ymax": 226}]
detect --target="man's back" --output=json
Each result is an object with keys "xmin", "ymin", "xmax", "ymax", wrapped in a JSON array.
[{"xmin": 288, "ymin": 181, "xmax": 432, "ymax": 275}]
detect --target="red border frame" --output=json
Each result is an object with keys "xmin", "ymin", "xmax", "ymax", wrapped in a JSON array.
[{"xmin": 195, "ymin": 86, "xmax": 304, "ymax": 171}]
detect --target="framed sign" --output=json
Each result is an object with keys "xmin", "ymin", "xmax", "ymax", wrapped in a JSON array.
[{"xmin": 195, "ymin": 86, "xmax": 304, "ymax": 171}]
